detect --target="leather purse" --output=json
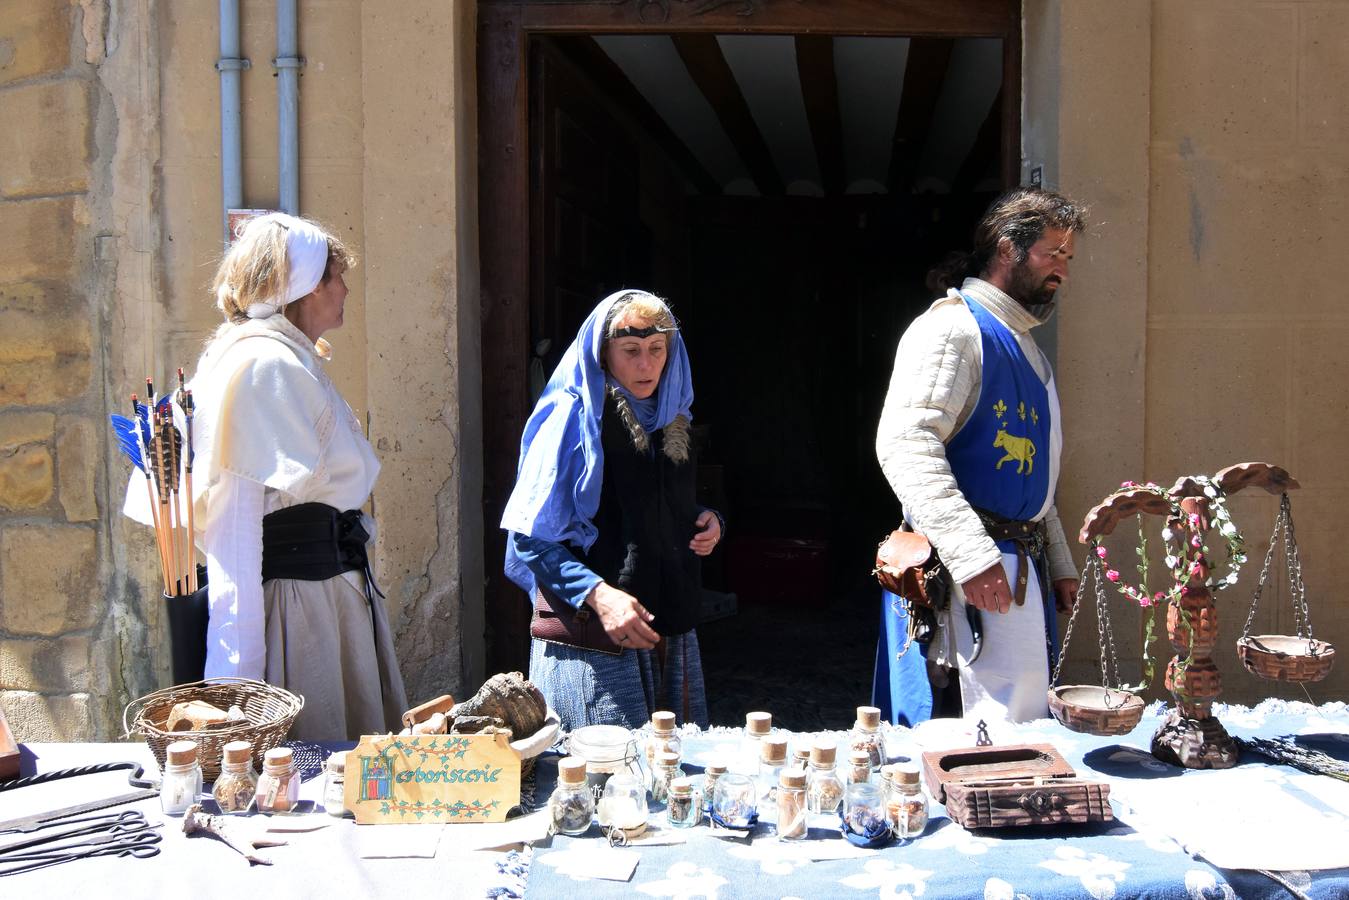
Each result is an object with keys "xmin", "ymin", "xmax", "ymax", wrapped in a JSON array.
[
  {"xmin": 872, "ymin": 528, "xmax": 949, "ymax": 610},
  {"xmin": 530, "ymin": 588, "xmax": 624, "ymax": 655},
  {"xmin": 873, "ymin": 527, "xmax": 951, "ymax": 648}
]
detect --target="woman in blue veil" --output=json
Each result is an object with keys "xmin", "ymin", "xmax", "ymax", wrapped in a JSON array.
[{"xmin": 501, "ymin": 290, "xmax": 723, "ymax": 730}]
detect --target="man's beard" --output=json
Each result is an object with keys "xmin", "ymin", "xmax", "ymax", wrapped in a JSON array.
[{"xmin": 1007, "ymin": 262, "xmax": 1060, "ymax": 320}]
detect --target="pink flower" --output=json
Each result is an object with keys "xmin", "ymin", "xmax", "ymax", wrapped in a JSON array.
[
  {"xmin": 1154, "ymin": 591, "xmax": 1166, "ymax": 603},
  {"xmin": 1138, "ymin": 595, "xmax": 1154, "ymax": 608},
  {"xmin": 1190, "ymin": 535, "xmax": 1203, "ymax": 548},
  {"xmin": 1105, "ymin": 569, "xmax": 1121, "ymax": 583},
  {"xmin": 1189, "ymin": 513, "xmax": 1201, "ymax": 527},
  {"xmin": 1095, "ymin": 547, "xmax": 1109, "ymax": 559},
  {"xmin": 1120, "ymin": 481, "xmax": 1136, "ymax": 488},
  {"xmin": 1180, "ymin": 586, "xmax": 1189, "ymax": 596}
]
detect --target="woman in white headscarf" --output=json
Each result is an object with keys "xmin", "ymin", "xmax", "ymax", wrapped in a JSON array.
[{"xmin": 131, "ymin": 213, "xmax": 407, "ymax": 740}]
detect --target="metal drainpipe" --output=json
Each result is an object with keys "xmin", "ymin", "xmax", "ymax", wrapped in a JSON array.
[
  {"xmin": 216, "ymin": 0, "xmax": 248, "ymax": 243},
  {"xmin": 275, "ymin": 0, "xmax": 304, "ymax": 215}
]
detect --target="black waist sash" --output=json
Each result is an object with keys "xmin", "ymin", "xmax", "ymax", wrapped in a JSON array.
[{"xmin": 261, "ymin": 502, "xmax": 383, "ymax": 602}]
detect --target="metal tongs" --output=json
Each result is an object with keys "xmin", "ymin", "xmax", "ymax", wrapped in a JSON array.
[{"xmin": 0, "ymin": 810, "xmax": 161, "ymax": 877}]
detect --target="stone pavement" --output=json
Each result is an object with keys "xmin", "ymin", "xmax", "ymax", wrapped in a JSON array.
[{"xmin": 697, "ymin": 583, "xmax": 880, "ymax": 732}]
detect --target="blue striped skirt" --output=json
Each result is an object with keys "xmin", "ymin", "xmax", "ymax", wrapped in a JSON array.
[{"xmin": 529, "ymin": 630, "xmax": 709, "ymax": 732}]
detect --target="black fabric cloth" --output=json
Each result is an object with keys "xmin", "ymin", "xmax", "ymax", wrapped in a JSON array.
[{"xmin": 574, "ymin": 396, "xmax": 703, "ymax": 636}]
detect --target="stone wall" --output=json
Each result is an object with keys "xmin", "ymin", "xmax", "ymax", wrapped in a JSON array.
[
  {"xmin": 1030, "ymin": 0, "xmax": 1349, "ymax": 706},
  {"xmin": 0, "ymin": 0, "xmax": 108, "ymax": 739},
  {"xmin": 1, "ymin": 1, "xmax": 482, "ymax": 742}
]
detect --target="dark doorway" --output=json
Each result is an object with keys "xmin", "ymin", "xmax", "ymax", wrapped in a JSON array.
[{"xmin": 479, "ymin": 1, "xmax": 1020, "ymax": 730}]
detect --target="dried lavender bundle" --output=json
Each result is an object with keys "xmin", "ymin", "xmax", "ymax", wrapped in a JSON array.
[{"xmin": 1236, "ymin": 736, "xmax": 1349, "ymax": 783}]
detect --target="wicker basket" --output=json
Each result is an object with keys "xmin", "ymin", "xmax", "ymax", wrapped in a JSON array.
[
  {"xmin": 1048, "ymin": 685, "xmax": 1145, "ymax": 736},
  {"xmin": 1237, "ymin": 635, "xmax": 1336, "ymax": 683},
  {"xmin": 123, "ymin": 677, "xmax": 303, "ymax": 781}
]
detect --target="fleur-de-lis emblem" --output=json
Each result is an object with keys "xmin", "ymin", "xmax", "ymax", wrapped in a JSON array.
[
  {"xmin": 1017, "ymin": 401, "xmax": 1026, "ymax": 421},
  {"xmin": 993, "ymin": 399, "xmax": 1007, "ymax": 419},
  {"xmin": 1031, "ymin": 407, "xmax": 1039, "ymax": 425}
]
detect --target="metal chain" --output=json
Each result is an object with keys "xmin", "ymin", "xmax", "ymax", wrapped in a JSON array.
[
  {"xmin": 1051, "ymin": 549, "xmax": 1096, "ymax": 685},
  {"xmin": 1240, "ymin": 496, "xmax": 1284, "ymax": 642},
  {"xmin": 1282, "ymin": 493, "xmax": 1313, "ymax": 640},
  {"xmin": 1095, "ymin": 551, "xmax": 1124, "ymax": 690}
]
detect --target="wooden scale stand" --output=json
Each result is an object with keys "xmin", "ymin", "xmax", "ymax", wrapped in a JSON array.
[{"xmin": 1053, "ymin": 462, "xmax": 1335, "ymax": 769}]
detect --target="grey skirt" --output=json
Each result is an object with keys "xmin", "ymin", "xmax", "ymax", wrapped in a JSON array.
[
  {"xmin": 529, "ymin": 631, "xmax": 709, "ymax": 733},
  {"xmin": 263, "ymin": 570, "xmax": 408, "ymax": 741}
]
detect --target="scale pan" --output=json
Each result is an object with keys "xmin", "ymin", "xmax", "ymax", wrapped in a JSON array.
[
  {"xmin": 1237, "ymin": 635, "xmax": 1335, "ymax": 683},
  {"xmin": 1048, "ymin": 685, "xmax": 1145, "ymax": 736}
]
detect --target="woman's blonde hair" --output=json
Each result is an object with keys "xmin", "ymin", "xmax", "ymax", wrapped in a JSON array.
[
  {"xmin": 211, "ymin": 215, "xmax": 355, "ymax": 325},
  {"xmin": 604, "ymin": 291, "xmax": 676, "ymax": 338}
]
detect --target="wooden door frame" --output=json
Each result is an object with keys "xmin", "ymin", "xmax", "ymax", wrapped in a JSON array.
[{"xmin": 477, "ymin": 0, "xmax": 1022, "ymax": 674}]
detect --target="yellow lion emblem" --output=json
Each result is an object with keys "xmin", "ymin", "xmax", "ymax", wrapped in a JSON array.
[{"xmin": 993, "ymin": 428, "xmax": 1036, "ymax": 475}]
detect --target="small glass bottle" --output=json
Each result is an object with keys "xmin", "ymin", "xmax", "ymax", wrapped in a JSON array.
[
  {"xmin": 651, "ymin": 751, "xmax": 683, "ymax": 805},
  {"xmin": 701, "ymin": 760, "xmax": 727, "ymax": 814},
  {"xmin": 644, "ymin": 710, "xmax": 682, "ymax": 774},
  {"xmin": 255, "ymin": 746, "xmax": 301, "ymax": 814},
  {"xmin": 160, "ymin": 739, "xmax": 203, "ymax": 816},
  {"xmin": 849, "ymin": 705, "xmax": 885, "ymax": 772},
  {"xmin": 878, "ymin": 763, "xmax": 899, "ymax": 806},
  {"xmin": 710, "ymin": 772, "xmax": 757, "ymax": 828},
  {"xmin": 323, "ymin": 751, "xmax": 349, "ymax": 818},
  {"xmin": 598, "ymin": 770, "xmax": 649, "ymax": 839},
  {"xmin": 738, "ymin": 711, "xmax": 773, "ymax": 775},
  {"xmin": 665, "ymin": 776, "xmax": 701, "ymax": 828},
  {"xmin": 211, "ymin": 740, "xmax": 257, "ymax": 814},
  {"xmin": 805, "ymin": 740, "xmax": 843, "ymax": 814},
  {"xmin": 844, "ymin": 780, "xmax": 889, "ymax": 842},
  {"xmin": 549, "ymin": 757, "xmax": 596, "ymax": 836},
  {"xmin": 791, "ymin": 742, "xmax": 811, "ymax": 773},
  {"xmin": 845, "ymin": 749, "xmax": 873, "ymax": 786},
  {"xmin": 775, "ymin": 767, "xmax": 808, "ymax": 841},
  {"xmin": 889, "ymin": 767, "xmax": 930, "ymax": 839},
  {"xmin": 758, "ymin": 736, "xmax": 788, "ymax": 801}
]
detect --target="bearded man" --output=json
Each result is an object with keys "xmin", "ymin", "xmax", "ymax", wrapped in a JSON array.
[{"xmin": 873, "ymin": 187, "xmax": 1087, "ymax": 725}]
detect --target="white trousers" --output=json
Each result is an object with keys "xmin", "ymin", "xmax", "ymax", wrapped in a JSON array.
[{"xmin": 936, "ymin": 548, "xmax": 1050, "ymax": 723}]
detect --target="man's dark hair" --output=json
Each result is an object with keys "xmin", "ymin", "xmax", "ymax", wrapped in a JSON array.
[{"xmin": 926, "ymin": 187, "xmax": 1087, "ymax": 293}]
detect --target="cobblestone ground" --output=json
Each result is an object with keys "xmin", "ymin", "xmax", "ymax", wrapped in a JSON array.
[{"xmin": 697, "ymin": 583, "xmax": 881, "ymax": 732}]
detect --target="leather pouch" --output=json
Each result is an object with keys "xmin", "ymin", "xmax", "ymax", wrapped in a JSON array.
[{"xmin": 530, "ymin": 588, "xmax": 623, "ymax": 655}]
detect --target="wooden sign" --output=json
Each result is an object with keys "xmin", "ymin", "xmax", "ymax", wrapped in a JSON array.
[{"xmin": 344, "ymin": 733, "xmax": 521, "ymax": 824}]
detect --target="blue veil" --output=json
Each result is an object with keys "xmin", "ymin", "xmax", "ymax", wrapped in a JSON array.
[{"xmin": 501, "ymin": 290, "xmax": 694, "ymax": 595}]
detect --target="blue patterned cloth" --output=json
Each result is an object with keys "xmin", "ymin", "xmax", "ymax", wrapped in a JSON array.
[
  {"xmin": 529, "ymin": 633, "xmax": 709, "ymax": 731},
  {"xmin": 526, "ymin": 700, "xmax": 1349, "ymax": 898}
]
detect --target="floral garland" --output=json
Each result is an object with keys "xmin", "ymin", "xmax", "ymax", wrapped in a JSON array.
[
  {"xmin": 1096, "ymin": 477, "xmax": 1247, "ymax": 607},
  {"xmin": 1088, "ymin": 477, "xmax": 1248, "ymax": 701}
]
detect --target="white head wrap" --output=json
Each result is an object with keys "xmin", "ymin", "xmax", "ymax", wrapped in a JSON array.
[{"xmin": 244, "ymin": 213, "xmax": 331, "ymax": 318}]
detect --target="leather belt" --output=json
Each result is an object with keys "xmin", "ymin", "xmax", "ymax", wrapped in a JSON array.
[{"xmin": 973, "ymin": 508, "xmax": 1047, "ymax": 607}]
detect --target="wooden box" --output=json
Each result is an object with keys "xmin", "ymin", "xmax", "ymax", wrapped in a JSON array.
[{"xmin": 921, "ymin": 743, "xmax": 1112, "ymax": 829}]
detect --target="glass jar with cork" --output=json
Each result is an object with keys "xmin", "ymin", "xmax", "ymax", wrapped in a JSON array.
[
  {"xmin": 254, "ymin": 746, "xmax": 300, "ymax": 814},
  {"xmin": 549, "ymin": 757, "xmax": 596, "ymax": 835},
  {"xmin": 665, "ymin": 777, "xmax": 701, "ymax": 828},
  {"xmin": 160, "ymin": 739, "xmax": 203, "ymax": 816},
  {"xmin": 889, "ymin": 766, "xmax": 929, "ymax": 839},
  {"xmin": 806, "ymin": 740, "xmax": 843, "ymax": 814},
  {"xmin": 738, "ymin": 711, "xmax": 773, "ymax": 775},
  {"xmin": 849, "ymin": 705, "xmax": 885, "ymax": 772},
  {"xmin": 775, "ymin": 767, "xmax": 808, "ymax": 840},
  {"xmin": 644, "ymin": 710, "xmax": 682, "ymax": 775},
  {"xmin": 211, "ymin": 740, "xmax": 257, "ymax": 814},
  {"xmin": 651, "ymin": 751, "xmax": 683, "ymax": 805}
]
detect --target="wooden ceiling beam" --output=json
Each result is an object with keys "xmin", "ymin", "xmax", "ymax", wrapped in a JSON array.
[
  {"xmin": 952, "ymin": 88, "xmax": 1002, "ymax": 195},
  {"xmin": 557, "ymin": 37, "xmax": 721, "ymax": 195},
  {"xmin": 794, "ymin": 35, "xmax": 845, "ymax": 197},
  {"xmin": 886, "ymin": 37, "xmax": 953, "ymax": 195},
  {"xmin": 671, "ymin": 33, "xmax": 785, "ymax": 196}
]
